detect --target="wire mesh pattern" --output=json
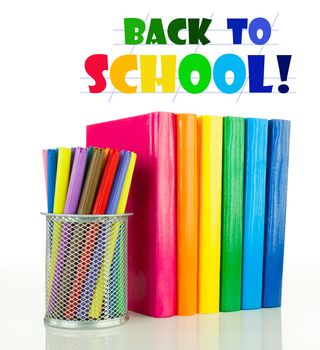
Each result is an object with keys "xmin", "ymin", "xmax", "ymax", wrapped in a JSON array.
[{"xmin": 44, "ymin": 214, "xmax": 129, "ymax": 328}]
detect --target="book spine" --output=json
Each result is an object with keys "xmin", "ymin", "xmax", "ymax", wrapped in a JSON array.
[
  {"xmin": 220, "ymin": 117, "xmax": 245, "ymax": 312},
  {"xmin": 154, "ymin": 112, "xmax": 177, "ymax": 317},
  {"xmin": 198, "ymin": 116, "xmax": 223, "ymax": 313},
  {"xmin": 177, "ymin": 114, "xmax": 198, "ymax": 316},
  {"xmin": 242, "ymin": 118, "xmax": 268, "ymax": 309},
  {"xmin": 262, "ymin": 119, "xmax": 290, "ymax": 307}
]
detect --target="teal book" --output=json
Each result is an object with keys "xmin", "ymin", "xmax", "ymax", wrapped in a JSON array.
[{"xmin": 242, "ymin": 118, "xmax": 268, "ymax": 310}]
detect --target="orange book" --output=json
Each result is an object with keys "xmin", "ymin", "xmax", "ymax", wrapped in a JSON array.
[{"xmin": 177, "ymin": 113, "xmax": 198, "ymax": 315}]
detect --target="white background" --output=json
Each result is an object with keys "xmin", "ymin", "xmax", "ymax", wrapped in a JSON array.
[{"xmin": 0, "ymin": 1, "xmax": 319, "ymax": 349}]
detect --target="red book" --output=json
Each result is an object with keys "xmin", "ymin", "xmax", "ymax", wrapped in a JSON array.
[{"xmin": 87, "ymin": 112, "xmax": 177, "ymax": 317}]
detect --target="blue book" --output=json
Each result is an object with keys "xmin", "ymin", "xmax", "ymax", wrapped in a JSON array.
[
  {"xmin": 77, "ymin": 151, "xmax": 131, "ymax": 318},
  {"xmin": 262, "ymin": 119, "xmax": 290, "ymax": 308},
  {"xmin": 47, "ymin": 149, "xmax": 58, "ymax": 213},
  {"xmin": 242, "ymin": 118, "xmax": 268, "ymax": 309}
]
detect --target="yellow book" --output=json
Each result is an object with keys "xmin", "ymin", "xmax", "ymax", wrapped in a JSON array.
[
  {"xmin": 198, "ymin": 116, "xmax": 223, "ymax": 313},
  {"xmin": 89, "ymin": 152, "xmax": 137, "ymax": 318},
  {"xmin": 48, "ymin": 147, "xmax": 71, "ymax": 295}
]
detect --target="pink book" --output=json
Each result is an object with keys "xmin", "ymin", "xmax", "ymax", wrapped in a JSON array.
[{"xmin": 86, "ymin": 112, "xmax": 177, "ymax": 317}]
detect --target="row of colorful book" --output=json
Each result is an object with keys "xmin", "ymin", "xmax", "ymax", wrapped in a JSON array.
[
  {"xmin": 87, "ymin": 112, "xmax": 290, "ymax": 317},
  {"xmin": 43, "ymin": 147, "xmax": 136, "ymax": 319}
]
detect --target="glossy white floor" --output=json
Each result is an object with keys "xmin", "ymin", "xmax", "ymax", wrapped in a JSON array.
[{"xmin": 1, "ymin": 270, "xmax": 319, "ymax": 350}]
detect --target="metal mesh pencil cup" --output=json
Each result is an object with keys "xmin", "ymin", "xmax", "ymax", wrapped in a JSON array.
[{"xmin": 43, "ymin": 213, "xmax": 131, "ymax": 329}]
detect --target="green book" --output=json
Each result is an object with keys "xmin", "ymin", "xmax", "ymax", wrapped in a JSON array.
[{"xmin": 220, "ymin": 117, "xmax": 245, "ymax": 311}]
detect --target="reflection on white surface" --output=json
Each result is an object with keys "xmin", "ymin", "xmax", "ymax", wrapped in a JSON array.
[
  {"xmin": 45, "ymin": 308, "xmax": 282, "ymax": 350},
  {"xmin": 46, "ymin": 327, "xmax": 124, "ymax": 350}
]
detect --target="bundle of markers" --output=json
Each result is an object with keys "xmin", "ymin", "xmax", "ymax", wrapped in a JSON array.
[
  {"xmin": 43, "ymin": 147, "xmax": 136, "ymax": 216},
  {"xmin": 42, "ymin": 147, "xmax": 136, "ymax": 320}
]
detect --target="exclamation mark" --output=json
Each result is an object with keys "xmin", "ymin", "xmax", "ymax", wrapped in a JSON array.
[{"xmin": 277, "ymin": 55, "xmax": 292, "ymax": 94}]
